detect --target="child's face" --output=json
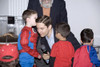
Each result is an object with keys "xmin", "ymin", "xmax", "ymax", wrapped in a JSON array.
[{"xmin": 28, "ymin": 14, "xmax": 37, "ymax": 26}]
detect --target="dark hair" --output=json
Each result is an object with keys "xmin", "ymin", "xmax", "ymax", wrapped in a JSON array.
[
  {"xmin": 55, "ymin": 22, "xmax": 70, "ymax": 37},
  {"xmin": 80, "ymin": 28, "xmax": 94, "ymax": 43},
  {"xmin": 36, "ymin": 15, "xmax": 52, "ymax": 27},
  {"xmin": 22, "ymin": 9, "xmax": 37, "ymax": 23}
]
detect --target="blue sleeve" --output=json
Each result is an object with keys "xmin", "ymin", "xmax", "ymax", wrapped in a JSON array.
[{"xmin": 89, "ymin": 46, "xmax": 100, "ymax": 66}]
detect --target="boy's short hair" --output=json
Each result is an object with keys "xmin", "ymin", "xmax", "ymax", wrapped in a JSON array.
[
  {"xmin": 36, "ymin": 15, "xmax": 52, "ymax": 27},
  {"xmin": 80, "ymin": 28, "xmax": 94, "ymax": 43},
  {"xmin": 22, "ymin": 9, "xmax": 37, "ymax": 23},
  {"xmin": 55, "ymin": 22, "xmax": 70, "ymax": 38}
]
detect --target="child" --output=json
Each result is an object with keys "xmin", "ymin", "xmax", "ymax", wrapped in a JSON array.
[
  {"xmin": 17, "ymin": 9, "xmax": 41, "ymax": 67},
  {"xmin": 73, "ymin": 28, "xmax": 100, "ymax": 67},
  {"xmin": 50, "ymin": 22, "xmax": 75, "ymax": 67}
]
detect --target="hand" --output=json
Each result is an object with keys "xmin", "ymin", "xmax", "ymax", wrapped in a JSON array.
[
  {"xmin": 42, "ymin": 52, "xmax": 50, "ymax": 60},
  {"xmin": 38, "ymin": 55, "xmax": 41, "ymax": 59}
]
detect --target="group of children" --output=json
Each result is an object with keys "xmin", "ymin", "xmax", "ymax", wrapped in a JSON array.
[{"xmin": 18, "ymin": 9, "xmax": 100, "ymax": 67}]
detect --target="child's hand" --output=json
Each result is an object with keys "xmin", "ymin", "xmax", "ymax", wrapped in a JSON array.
[
  {"xmin": 42, "ymin": 52, "xmax": 50, "ymax": 60},
  {"xmin": 38, "ymin": 55, "xmax": 41, "ymax": 59}
]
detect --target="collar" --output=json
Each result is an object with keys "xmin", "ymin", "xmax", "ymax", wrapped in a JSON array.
[
  {"xmin": 45, "ymin": 28, "xmax": 54, "ymax": 40},
  {"xmin": 24, "ymin": 26, "xmax": 32, "ymax": 31}
]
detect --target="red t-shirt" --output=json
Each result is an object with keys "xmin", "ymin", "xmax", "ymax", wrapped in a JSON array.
[{"xmin": 50, "ymin": 41, "xmax": 75, "ymax": 67}]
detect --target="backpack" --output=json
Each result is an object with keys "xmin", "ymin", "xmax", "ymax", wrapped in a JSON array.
[{"xmin": 73, "ymin": 45, "xmax": 94, "ymax": 67}]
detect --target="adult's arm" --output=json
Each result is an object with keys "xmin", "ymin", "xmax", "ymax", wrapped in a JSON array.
[
  {"xmin": 27, "ymin": 0, "xmax": 37, "ymax": 10},
  {"xmin": 59, "ymin": 0, "xmax": 68, "ymax": 23},
  {"xmin": 67, "ymin": 32, "xmax": 80, "ymax": 51}
]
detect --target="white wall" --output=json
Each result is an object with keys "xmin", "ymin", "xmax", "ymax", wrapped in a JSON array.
[
  {"xmin": 0, "ymin": 0, "xmax": 28, "ymax": 16},
  {"xmin": 65, "ymin": 0, "xmax": 100, "ymax": 46},
  {"xmin": 0, "ymin": 0, "xmax": 9, "ymax": 15},
  {"xmin": 8, "ymin": 0, "xmax": 28, "ymax": 16}
]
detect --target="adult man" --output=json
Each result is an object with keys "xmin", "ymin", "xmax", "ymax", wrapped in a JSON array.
[
  {"xmin": 27, "ymin": 0, "xmax": 68, "ymax": 27},
  {"xmin": 28, "ymin": 0, "xmax": 80, "ymax": 50},
  {"xmin": 35, "ymin": 15, "xmax": 80, "ymax": 67}
]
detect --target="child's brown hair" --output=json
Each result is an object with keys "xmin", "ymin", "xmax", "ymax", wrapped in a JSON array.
[
  {"xmin": 22, "ymin": 9, "xmax": 37, "ymax": 24},
  {"xmin": 55, "ymin": 22, "xmax": 70, "ymax": 38}
]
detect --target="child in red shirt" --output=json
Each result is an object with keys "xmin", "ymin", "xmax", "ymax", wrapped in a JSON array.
[
  {"xmin": 73, "ymin": 28, "xmax": 100, "ymax": 67},
  {"xmin": 50, "ymin": 22, "xmax": 75, "ymax": 67}
]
